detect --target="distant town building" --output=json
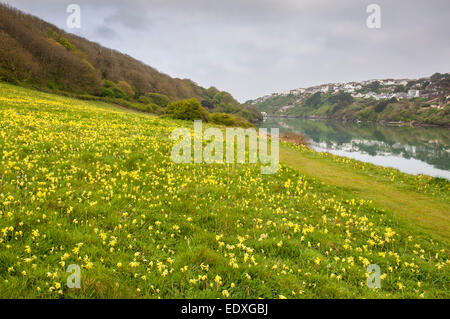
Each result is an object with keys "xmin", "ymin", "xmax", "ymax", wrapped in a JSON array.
[
  {"xmin": 393, "ymin": 92, "xmax": 407, "ymax": 99},
  {"xmin": 351, "ymin": 93, "xmax": 364, "ymax": 98},
  {"xmin": 408, "ymin": 89, "xmax": 421, "ymax": 98},
  {"xmin": 320, "ymin": 86, "xmax": 330, "ymax": 93}
]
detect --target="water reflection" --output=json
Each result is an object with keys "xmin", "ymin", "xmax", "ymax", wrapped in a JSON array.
[{"xmin": 262, "ymin": 118, "xmax": 450, "ymax": 179}]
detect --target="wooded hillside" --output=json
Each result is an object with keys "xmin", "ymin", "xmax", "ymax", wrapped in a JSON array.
[{"xmin": 0, "ymin": 4, "xmax": 262, "ymax": 123}]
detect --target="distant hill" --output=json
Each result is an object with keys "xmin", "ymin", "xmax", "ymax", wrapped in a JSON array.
[
  {"xmin": 0, "ymin": 4, "xmax": 262, "ymax": 123},
  {"xmin": 248, "ymin": 73, "xmax": 450, "ymax": 126}
]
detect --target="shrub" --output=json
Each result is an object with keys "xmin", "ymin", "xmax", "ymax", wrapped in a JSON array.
[
  {"xmin": 58, "ymin": 37, "xmax": 75, "ymax": 51},
  {"xmin": 117, "ymin": 81, "xmax": 135, "ymax": 99},
  {"xmin": 145, "ymin": 92, "xmax": 171, "ymax": 107},
  {"xmin": 201, "ymin": 99, "xmax": 214, "ymax": 110},
  {"xmin": 209, "ymin": 112, "xmax": 254, "ymax": 128},
  {"xmin": 112, "ymin": 87, "xmax": 128, "ymax": 100},
  {"xmin": 138, "ymin": 96, "xmax": 151, "ymax": 104},
  {"xmin": 234, "ymin": 116, "xmax": 255, "ymax": 128},
  {"xmin": 210, "ymin": 113, "xmax": 237, "ymax": 126},
  {"xmin": 103, "ymin": 80, "xmax": 116, "ymax": 88},
  {"xmin": 239, "ymin": 104, "xmax": 264, "ymax": 123},
  {"xmin": 102, "ymin": 87, "xmax": 115, "ymax": 98},
  {"xmin": 102, "ymin": 81, "xmax": 129, "ymax": 100},
  {"xmin": 145, "ymin": 103, "xmax": 164, "ymax": 115},
  {"xmin": 165, "ymin": 98, "xmax": 209, "ymax": 121}
]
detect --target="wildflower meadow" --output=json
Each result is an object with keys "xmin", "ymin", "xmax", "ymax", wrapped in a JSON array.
[{"xmin": 0, "ymin": 83, "xmax": 448, "ymax": 298}]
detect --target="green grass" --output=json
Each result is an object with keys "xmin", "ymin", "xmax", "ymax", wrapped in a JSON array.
[
  {"xmin": 280, "ymin": 146, "xmax": 450, "ymax": 241},
  {"xmin": 0, "ymin": 83, "xmax": 449, "ymax": 299}
]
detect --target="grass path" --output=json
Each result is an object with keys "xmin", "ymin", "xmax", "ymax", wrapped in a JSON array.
[{"xmin": 280, "ymin": 146, "xmax": 450, "ymax": 241}]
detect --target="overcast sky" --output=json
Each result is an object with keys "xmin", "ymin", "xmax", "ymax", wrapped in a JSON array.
[{"xmin": 4, "ymin": 0, "xmax": 450, "ymax": 101}]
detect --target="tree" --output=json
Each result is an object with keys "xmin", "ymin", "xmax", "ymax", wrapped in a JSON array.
[
  {"xmin": 367, "ymin": 81, "xmax": 381, "ymax": 93},
  {"xmin": 374, "ymin": 100, "xmax": 388, "ymax": 113},
  {"xmin": 394, "ymin": 85, "xmax": 406, "ymax": 93},
  {"xmin": 430, "ymin": 72, "xmax": 443, "ymax": 82},
  {"xmin": 117, "ymin": 81, "xmax": 134, "ymax": 99},
  {"xmin": 304, "ymin": 92, "xmax": 323, "ymax": 108},
  {"xmin": 0, "ymin": 3, "xmax": 257, "ymax": 119},
  {"xmin": 328, "ymin": 92, "xmax": 353, "ymax": 108},
  {"xmin": 102, "ymin": 80, "xmax": 129, "ymax": 99},
  {"xmin": 201, "ymin": 99, "xmax": 214, "ymax": 110}
]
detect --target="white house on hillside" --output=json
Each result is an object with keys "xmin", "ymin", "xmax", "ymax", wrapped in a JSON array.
[{"xmin": 408, "ymin": 89, "xmax": 421, "ymax": 98}]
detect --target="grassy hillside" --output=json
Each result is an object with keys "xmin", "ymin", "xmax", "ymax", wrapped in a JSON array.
[
  {"xmin": 254, "ymin": 95, "xmax": 298, "ymax": 114},
  {"xmin": 0, "ymin": 4, "xmax": 262, "ymax": 124},
  {"xmin": 0, "ymin": 84, "xmax": 448, "ymax": 298}
]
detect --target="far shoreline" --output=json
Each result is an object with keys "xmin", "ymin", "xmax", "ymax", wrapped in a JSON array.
[{"xmin": 262, "ymin": 115, "xmax": 450, "ymax": 128}]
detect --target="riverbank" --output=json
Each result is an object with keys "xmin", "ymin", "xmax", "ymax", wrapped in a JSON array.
[{"xmin": 261, "ymin": 117, "xmax": 450, "ymax": 180}]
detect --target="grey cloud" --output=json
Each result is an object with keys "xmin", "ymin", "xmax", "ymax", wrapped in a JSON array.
[
  {"xmin": 3, "ymin": 0, "xmax": 450, "ymax": 101},
  {"xmin": 94, "ymin": 25, "xmax": 119, "ymax": 40},
  {"xmin": 103, "ymin": 7, "xmax": 151, "ymax": 30}
]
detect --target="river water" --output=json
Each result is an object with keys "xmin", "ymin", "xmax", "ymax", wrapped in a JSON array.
[{"xmin": 261, "ymin": 118, "xmax": 450, "ymax": 180}]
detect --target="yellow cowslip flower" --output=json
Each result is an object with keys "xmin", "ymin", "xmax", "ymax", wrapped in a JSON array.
[
  {"xmin": 180, "ymin": 265, "xmax": 188, "ymax": 273},
  {"xmin": 200, "ymin": 263, "xmax": 209, "ymax": 271},
  {"xmin": 214, "ymin": 275, "xmax": 222, "ymax": 286}
]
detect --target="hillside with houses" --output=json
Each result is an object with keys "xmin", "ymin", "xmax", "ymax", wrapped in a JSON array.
[{"xmin": 249, "ymin": 73, "xmax": 450, "ymax": 126}]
